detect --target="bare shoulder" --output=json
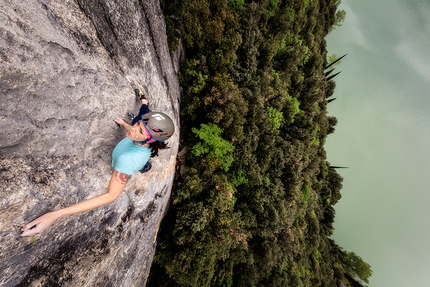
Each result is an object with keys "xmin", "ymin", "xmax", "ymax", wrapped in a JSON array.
[{"xmin": 113, "ymin": 170, "xmax": 130, "ymax": 185}]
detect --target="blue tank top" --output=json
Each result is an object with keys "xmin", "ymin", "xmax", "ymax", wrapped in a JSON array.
[{"xmin": 111, "ymin": 138, "xmax": 151, "ymax": 175}]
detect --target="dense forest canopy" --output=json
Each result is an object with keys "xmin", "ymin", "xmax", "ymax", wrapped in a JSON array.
[{"xmin": 148, "ymin": 0, "xmax": 372, "ymax": 286}]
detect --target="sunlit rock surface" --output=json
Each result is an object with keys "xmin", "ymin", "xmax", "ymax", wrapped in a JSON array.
[{"xmin": 0, "ymin": 0, "xmax": 180, "ymax": 286}]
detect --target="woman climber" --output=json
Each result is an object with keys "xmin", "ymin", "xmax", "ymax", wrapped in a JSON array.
[{"xmin": 21, "ymin": 90, "xmax": 175, "ymax": 236}]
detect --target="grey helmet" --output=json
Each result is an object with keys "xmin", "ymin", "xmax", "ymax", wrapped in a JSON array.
[{"xmin": 141, "ymin": 112, "xmax": 175, "ymax": 142}]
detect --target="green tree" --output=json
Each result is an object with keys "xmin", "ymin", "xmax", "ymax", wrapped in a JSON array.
[
  {"xmin": 229, "ymin": 0, "xmax": 244, "ymax": 14},
  {"xmin": 329, "ymin": 9, "xmax": 346, "ymax": 32},
  {"xmin": 266, "ymin": 106, "xmax": 283, "ymax": 129},
  {"xmin": 327, "ymin": 54, "xmax": 340, "ymax": 67},
  {"xmin": 267, "ymin": 0, "xmax": 280, "ymax": 17},
  {"xmin": 340, "ymin": 251, "xmax": 373, "ymax": 284},
  {"xmin": 192, "ymin": 123, "xmax": 235, "ymax": 171}
]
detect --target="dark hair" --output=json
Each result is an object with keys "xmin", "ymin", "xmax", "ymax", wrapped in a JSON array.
[{"xmin": 148, "ymin": 141, "xmax": 169, "ymax": 157}]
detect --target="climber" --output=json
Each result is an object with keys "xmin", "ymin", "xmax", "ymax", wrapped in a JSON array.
[{"xmin": 21, "ymin": 90, "xmax": 175, "ymax": 236}]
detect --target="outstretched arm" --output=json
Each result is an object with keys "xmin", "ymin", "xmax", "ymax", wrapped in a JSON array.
[{"xmin": 21, "ymin": 170, "xmax": 130, "ymax": 236}]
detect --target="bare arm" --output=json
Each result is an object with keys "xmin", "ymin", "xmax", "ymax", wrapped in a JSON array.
[{"xmin": 21, "ymin": 170, "xmax": 130, "ymax": 236}]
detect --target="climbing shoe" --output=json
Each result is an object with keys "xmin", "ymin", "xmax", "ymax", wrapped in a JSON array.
[{"xmin": 134, "ymin": 88, "xmax": 147, "ymax": 100}]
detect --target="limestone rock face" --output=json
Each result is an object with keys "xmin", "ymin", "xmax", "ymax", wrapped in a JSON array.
[{"xmin": 0, "ymin": 0, "xmax": 180, "ymax": 286}]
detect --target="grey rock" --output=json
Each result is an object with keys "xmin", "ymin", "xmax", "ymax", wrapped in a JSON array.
[{"xmin": 0, "ymin": 0, "xmax": 180, "ymax": 286}]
